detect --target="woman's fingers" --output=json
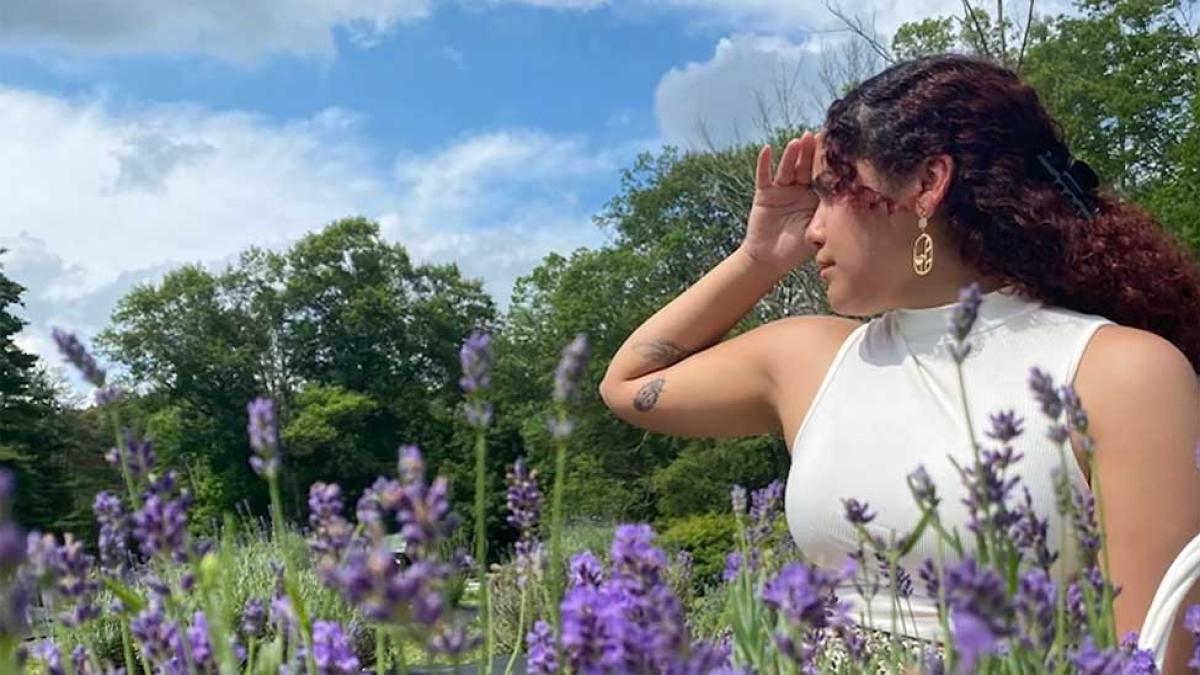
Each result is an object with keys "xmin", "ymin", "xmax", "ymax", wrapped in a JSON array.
[
  {"xmin": 756, "ymin": 145, "xmax": 773, "ymax": 190},
  {"xmin": 794, "ymin": 132, "xmax": 815, "ymax": 186},
  {"xmin": 774, "ymin": 138, "xmax": 802, "ymax": 185}
]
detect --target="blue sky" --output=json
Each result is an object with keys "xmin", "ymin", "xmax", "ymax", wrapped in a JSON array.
[{"xmin": 0, "ymin": 0, "xmax": 1039, "ymax": 397}]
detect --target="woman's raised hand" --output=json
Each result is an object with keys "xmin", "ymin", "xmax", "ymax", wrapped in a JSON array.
[{"xmin": 739, "ymin": 131, "xmax": 821, "ymax": 276}]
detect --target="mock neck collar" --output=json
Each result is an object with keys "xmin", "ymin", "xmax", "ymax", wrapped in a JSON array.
[{"xmin": 889, "ymin": 285, "xmax": 1041, "ymax": 343}]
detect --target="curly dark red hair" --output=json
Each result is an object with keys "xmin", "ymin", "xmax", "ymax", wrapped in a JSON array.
[{"xmin": 821, "ymin": 53, "xmax": 1200, "ymax": 371}]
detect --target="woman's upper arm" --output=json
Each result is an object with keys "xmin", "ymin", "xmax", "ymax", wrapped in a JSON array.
[
  {"xmin": 1075, "ymin": 325, "xmax": 1200, "ymax": 671},
  {"xmin": 598, "ymin": 316, "xmax": 859, "ymax": 439}
]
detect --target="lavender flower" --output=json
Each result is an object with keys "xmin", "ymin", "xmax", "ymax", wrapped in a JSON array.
[
  {"xmin": 1119, "ymin": 631, "xmax": 1158, "ymax": 674},
  {"xmin": 48, "ymin": 534, "xmax": 100, "ymax": 626},
  {"xmin": 723, "ymin": 551, "xmax": 749, "ymax": 583},
  {"xmin": 311, "ymin": 621, "xmax": 360, "ymax": 674},
  {"xmin": 730, "ymin": 485, "xmax": 747, "ymax": 518},
  {"xmin": 460, "ymin": 331, "xmax": 494, "ymax": 427},
  {"xmin": 1061, "ymin": 384, "xmax": 1090, "ymax": 434},
  {"xmin": 506, "ymin": 458, "xmax": 544, "ymax": 588},
  {"xmin": 1071, "ymin": 483, "xmax": 1102, "ymax": 564},
  {"xmin": 131, "ymin": 475, "xmax": 191, "ymax": 562},
  {"xmin": 51, "ymin": 328, "xmax": 106, "ymax": 387},
  {"xmin": 875, "ymin": 551, "xmax": 912, "ymax": 598},
  {"xmin": 395, "ymin": 466, "xmax": 459, "ymax": 560},
  {"xmin": 986, "ymin": 410, "xmax": 1024, "ymax": 444},
  {"xmin": 908, "ymin": 465, "xmax": 940, "ymax": 509},
  {"xmin": 105, "ymin": 433, "xmax": 156, "ymax": 481},
  {"xmin": 952, "ymin": 607, "xmax": 999, "ymax": 672},
  {"xmin": 93, "ymin": 491, "xmax": 129, "ymax": 574},
  {"xmin": 553, "ymin": 333, "xmax": 590, "ymax": 403},
  {"xmin": 240, "ymin": 597, "xmax": 266, "ymax": 639},
  {"xmin": 943, "ymin": 557, "xmax": 1013, "ymax": 667},
  {"xmin": 842, "ymin": 498, "xmax": 876, "ymax": 526},
  {"xmin": 247, "ymin": 397, "xmax": 280, "ymax": 478},
  {"xmin": 761, "ymin": 562, "xmax": 852, "ymax": 631},
  {"xmin": 600, "ymin": 523, "xmax": 686, "ymax": 667},
  {"xmin": 187, "ymin": 611, "xmax": 214, "ymax": 671},
  {"xmin": 948, "ymin": 282, "xmax": 983, "ymax": 362},
  {"xmin": 34, "ymin": 639, "xmax": 63, "ymax": 675},
  {"xmin": 526, "ymin": 619, "xmax": 560, "ymax": 674},
  {"xmin": 427, "ymin": 620, "xmax": 480, "ymax": 658},
  {"xmin": 356, "ymin": 475, "xmax": 404, "ymax": 539},
  {"xmin": 1012, "ymin": 486, "xmax": 1058, "ymax": 571},
  {"xmin": 560, "ymin": 582, "xmax": 622, "ymax": 672},
  {"xmin": 1185, "ymin": 604, "xmax": 1200, "ymax": 669},
  {"xmin": 307, "ymin": 483, "xmax": 353, "ymax": 566},
  {"xmin": 918, "ymin": 558, "xmax": 940, "ymax": 598},
  {"xmin": 324, "ymin": 545, "xmax": 448, "ymax": 625},
  {"xmin": 397, "ymin": 444, "xmax": 425, "ymax": 485},
  {"xmin": 1016, "ymin": 568, "xmax": 1057, "ymax": 649},
  {"xmin": 1029, "ymin": 367, "xmax": 1064, "ymax": 420},
  {"xmin": 459, "ymin": 330, "xmax": 492, "ymax": 392},
  {"xmin": 505, "ymin": 458, "xmax": 542, "ymax": 533},
  {"xmin": 568, "ymin": 550, "xmax": 605, "ymax": 589},
  {"xmin": 962, "ymin": 446, "xmax": 1024, "ymax": 535},
  {"xmin": 131, "ymin": 601, "xmax": 183, "ymax": 673},
  {"xmin": 748, "ymin": 480, "xmax": 784, "ymax": 545}
]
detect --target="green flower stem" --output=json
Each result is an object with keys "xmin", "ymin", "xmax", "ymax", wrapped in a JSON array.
[
  {"xmin": 391, "ymin": 627, "xmax": 409, "ymax": 675},
  {"xmin": 267, "ymin": 476, "xmax": 285, "ymax": 547},
  {"xmin": 375, "ymin": 627, "xmax": 389, "ymax": 674},
  {"xmin": 548, "ymin": 405, "xmax": 569, "ymax": 630},
  {"xmin": 105, "ymin": 408, "xmax": 141, "ymax": 510},
  {"xmin": 242, "ymin": 636, "xmax": 257, "ymax": 675},
  {"xmin": 472, "ymin": 424, "xmax": 493, "ymax": 670},
  {"xmin": 120, "ymin": 621, "xmax": 137, "ymax": 675},
  {"xmin": 504, "ymin": 586, "xmax": 527, "ymax": 675}
]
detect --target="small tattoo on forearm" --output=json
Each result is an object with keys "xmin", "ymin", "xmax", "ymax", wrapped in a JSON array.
[
  {"xmin": 633, "ymin": 339, "xmax": 691, "ymax": 367},
  {"xmin": 633, "ymin": 378, "xmax": 665, "ymax": 412}
]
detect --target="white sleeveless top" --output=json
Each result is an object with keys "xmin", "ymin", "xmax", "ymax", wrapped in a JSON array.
[{"xmin": 784, "ymin": 286, "xmax": 1114, "ymax": 640}]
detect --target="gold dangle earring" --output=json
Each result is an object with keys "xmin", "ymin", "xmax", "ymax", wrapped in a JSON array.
[{"xmin": 912, "ymin": 210, "xmax": 933, "ymax": 276}]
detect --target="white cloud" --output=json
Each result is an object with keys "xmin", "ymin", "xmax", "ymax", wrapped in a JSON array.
[
  {"xmin": 0, "ymin": 84, "xmax": 648, "ymax": 391},
  {"xmin": 654, "ymin": 33, "xmax": 832, "ymax": 151},
  {"xmin": 0, "ymin": 0, "xmax": 438, "ymax": 62},
  {"xmin": 0, "ymin": 0, "xmax": 609, "ymax": 62}
]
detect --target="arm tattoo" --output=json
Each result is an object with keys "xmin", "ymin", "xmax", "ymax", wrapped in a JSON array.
[
  {"xmin": 633, "ymin": 377, "xmax": 665, "ymax": 412},
  {"xmin": 632, "ymin": 339, "xmax": 692, "ymax": 368}
]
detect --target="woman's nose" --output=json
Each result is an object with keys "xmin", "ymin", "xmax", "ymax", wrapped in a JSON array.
[{"xmin": 804, "ymin": 211, "xmax": 825, "ymax": 248}]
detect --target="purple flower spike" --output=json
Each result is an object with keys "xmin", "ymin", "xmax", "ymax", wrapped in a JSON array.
[
  {"xmin": 1028, "ymin": 367, "xmax": 1064, "ymax": 420},
  {"xmin": 986, "ymin": 410, "xmax": 1024, "ymax": 444},
  {"xmin": 187, "ymin": 611, "xmax": 214, "ymax": 670},
  {"xmin": 247, "ymin": 396, "xmax": 280, "ymax": 478},
  {"xmin": 240, "ymin": 597, "xmax": 266, "ymax": 639},
  {"xmin": 553, "ymin": 333, "xmax": 590, "ymax": 403},
  {"xmin": 948, "ymin": 282, "xmax": 983, "ymax": 341},
  {"xmin": 730, "ymin": 485, "xmax": 747, "ymax": 517},
  {"xmin": 131, "ymin": 475, "xmax": 190, "ymax": 562},
  {"xmin": 458, "ymin": 330, "xmax": 492, "ymax": 393},
  {"xmin": 842, "ymin": 498, "xmax": 876, "ymax": 526},
  {"xmin": 312, "ymin": 620, "xmax": 360, "ymax": 674},
  {"xmin": 568, "ymin": 551, "xmax": 605, "ymax": 589},
  {"xmin": 51, "ymin": 328, "xmax": 106, "ymax": 387},
  {"xmin": 526, "ymin": 619, "xmax": 560, "ymax": 674}
]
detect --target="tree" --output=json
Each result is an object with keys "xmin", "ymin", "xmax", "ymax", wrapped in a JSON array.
[{"xmin": 0, "ymin": 251, "xmax": 74, "ymax": 531}]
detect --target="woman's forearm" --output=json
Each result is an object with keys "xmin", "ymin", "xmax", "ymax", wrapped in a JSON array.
[{"xmin": 602, "ymin": 246, "xmax": 785, "ymax": 384}]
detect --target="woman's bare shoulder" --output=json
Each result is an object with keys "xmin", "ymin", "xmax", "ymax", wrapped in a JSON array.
[{"xmin": 765, "ymin": 314, "xmax": 863, "ymax": 445}]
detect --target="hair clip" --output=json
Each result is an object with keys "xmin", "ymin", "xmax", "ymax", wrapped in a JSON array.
[{"xmin": 1037, "ymin": 146, "xmax": 1099, "ymax": 221}]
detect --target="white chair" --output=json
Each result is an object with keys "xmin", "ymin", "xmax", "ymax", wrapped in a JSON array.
[{"xmin": 1138, "ymin": 532, "xmax": 1200, "ymax": 668}]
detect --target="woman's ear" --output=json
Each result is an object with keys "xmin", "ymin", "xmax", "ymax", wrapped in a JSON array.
[{"xmin": 915, "ymin": 153, "xmax": 954, "ymax": 216}]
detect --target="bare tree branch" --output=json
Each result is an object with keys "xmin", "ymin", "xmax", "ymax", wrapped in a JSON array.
[
  {"xmin": 1017, "ymin": 0, "xmax": 1036, "ymax": 72},
  {"xmin": 825, "ymin": 0, "xmax": 895, "ymax": 64}
]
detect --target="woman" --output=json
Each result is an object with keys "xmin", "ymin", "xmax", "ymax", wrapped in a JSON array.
[{"xmin": 599, "ymin": 53, "xmax": 1200, "ymax": 670}]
